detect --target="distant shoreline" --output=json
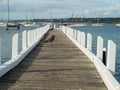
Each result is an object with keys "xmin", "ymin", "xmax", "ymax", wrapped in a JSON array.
[{"xmin": 2, "ymin": 18, "xmax": 120, "ymax": 24}]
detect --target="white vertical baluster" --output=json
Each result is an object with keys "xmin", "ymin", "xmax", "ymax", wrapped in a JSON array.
[
  {"xmin": 81, "ymin": 32, "xmax": 85, "ymax": 47},
  {"xmin": 27, "ymin": 31, "xmax": 31, "ymax": 46},
  {"xmin": 77, "ymin": 30, "xmax": 79, "ymax": 41},
  {"xmin": 72, "ymin": 29, "xmax": 74, "ymax": 38},
  {"xmin": 36, "ymin": 29, "xmax": 38, "ymax": 40},
  {"xmin": 12, "ymin": 33, "xmax": 18, "ymax": 59},
  {"xmin": 77, "ymin": 31, "xmax": 79, "ymax": 42},
  {"xmin": 107, "ymin": 40, "xmax": 116, "ymax": 74},
  {"xmin": 66, "ymin": 27, "xmax": 69, "ymax": 35},
  {"xmin": 73, "ymin": 29, "xmax": 75, "ymax": 39},
  {"xmin": 34, "ymin": 29, "xmax": 36, "ymax": 42},
  {"xmin": 38, "ymin": 29, "xmax": 40, "ymax": 38},
  {"xmin": 22, "ymin": 30, "xmax": 27, "ymax": 51},
  {"xmin": 30, "ymin": 30, "xmax": 32, "ymax": 44},
  {"xmin": 75, "ymin": 30, "xmax": 77, "ymax": 40},
  {"xmin": 0, "ymin": 37, "xmax": 1, "ymax": 64},
  {"xmin": 87, "ymin": 33, "xmax": 92, "ymax": 51},
  {"xmin": 32, "ymin": 30, "xmax": 34, "ymax": 43},
  {"xmin": 31, "ymin": 30, "xmax": 34, "ymax": 44},
  {"xmin": 97, "ymin": 36, "xmax": 103, "ymax": 60},
  {"xmin": 64, "ymin": 26, "xmax": 65, "ymax": 33},
  {"xmin": 79, "ymin": 31, "xmax": 81, "ymax": 43},
  {"xmin": 54, "ymin": 24, "xmax": 56, "ymax": 28},
  {"xmin": 35, "ymin": 29, "xmax": 37, "ymax": 40}
]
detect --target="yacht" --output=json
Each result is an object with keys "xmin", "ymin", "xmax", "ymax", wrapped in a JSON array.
[
  {"xmin": 116, "ymin": 23, "xmax": 120, "ymax": 27},
  {"xmin": 0, "ymin": 22, "xmax": 6, "ymax": 27},
  {"xmin": 92, "ymin": 18, "xmax": 103, "ymax": 26},
  {"xmin": 23, "ymin": 21, "xmax": 36, "ymax": 27},
  {"xmin": 92, "ymin": 23, "xmax": 103, "ymax": 26}
]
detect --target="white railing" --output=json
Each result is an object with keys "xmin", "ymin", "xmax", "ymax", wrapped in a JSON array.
[
  {"xmin": 61, "ymin": 26, "xmax": 120, "ymax": 90},
  {"xmin": 0, "ymin": 25, "xmax": 50, "ymax": 77}
]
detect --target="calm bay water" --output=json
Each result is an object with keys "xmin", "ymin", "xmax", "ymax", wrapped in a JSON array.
[
  {"xmin": 73, "ymin": 24, "xmax": 120, "ymax": 82},
  {"xmin": 0, "ymin": 22, "xmax": 43, "ymax": 63}
]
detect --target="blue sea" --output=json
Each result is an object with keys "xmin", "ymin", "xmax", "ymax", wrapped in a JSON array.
[{"xmin": 73, "ymin": 24, "xmax": 120, "ymax": 83}]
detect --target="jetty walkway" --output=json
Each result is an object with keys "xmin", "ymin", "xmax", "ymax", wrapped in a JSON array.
[{"xmin": 0, "ymin": 29, "xmax": 107, "ymax": 90}]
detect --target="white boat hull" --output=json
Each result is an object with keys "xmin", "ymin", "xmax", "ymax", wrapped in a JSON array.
[
  {"xmin": 0, "ymin": 22, "xmax": 6, "ymax": 27},
  {"xmin": 116, "ymin": 24, "xmax": 120, "ymax": 27},
  {"xmin": 92, "ymin": 23, "xmax": 103, "ymax": 26},
  {"xmin": 23, "ymin": 22, "xmax": 36, "ymax": 27},
  {"xmin": 69, "ymin": 23, "xmax": 86, "ymax": 27}
]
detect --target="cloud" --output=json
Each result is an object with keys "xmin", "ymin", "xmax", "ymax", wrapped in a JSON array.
[
  {"xmin": 0, "ymin": 0, "xmax": 120, "ymax": 19},
  {"xmin": 103, "ymin": 4, "xmax": 120, "ymax": 16}
]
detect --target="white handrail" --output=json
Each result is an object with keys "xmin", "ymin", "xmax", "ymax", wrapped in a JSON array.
[
  {"xmin": 22, "ymin": 30, "xmax": 27, "ymax": 51},
  {"xmin": 61, "ymin": 26, "xmax": 120, "ymax": 90}
]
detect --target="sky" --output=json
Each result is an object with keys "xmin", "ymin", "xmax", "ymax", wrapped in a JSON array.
[{"xmin": 0, "ymin": 0, "xmax": 120, "ymax": 20}]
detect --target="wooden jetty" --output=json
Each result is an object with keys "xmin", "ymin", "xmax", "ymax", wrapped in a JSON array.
[{"xmin": 0, "ymin": 29, "xmax": 107, "ymax": 90}]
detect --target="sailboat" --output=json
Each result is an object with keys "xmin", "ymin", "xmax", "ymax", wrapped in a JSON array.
[
  {"xmin": 6, "ymin": 0, "xmax": 20, "ymax": 30},
  {"xmin": 69, "ymin": 18, "xmax": 86, "ymax": 27},
  {"xmin": 115, "ymin": 23, "xmax": 120, "ymax": 27},
  {"xmin": 0, "ymin": 0, "xmax": 7, "ymax": 27},
  {"xmin": 21, "ymin": 13, "xmax": 36, "ymax": 27},
  {"xmin": 69, "ymin": 12, "xmax": 86, "ymax": 27},
  {"xmin": 92, "ymin": 18, "xmax": 103, "ymax": 26},
  {"xmin": 76, "ymin": 17, "xmax": 86, "ymax": 27},
  {"xmin": 22, "ymin": 0, "xmax": 36, "ymax": 27}
]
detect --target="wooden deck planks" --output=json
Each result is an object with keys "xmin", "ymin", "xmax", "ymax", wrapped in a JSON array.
[{"xmin": 0, "ymin": 29, "xmax": 107, "ymax": 90}]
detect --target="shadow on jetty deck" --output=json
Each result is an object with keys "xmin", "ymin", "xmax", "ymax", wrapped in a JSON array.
[{"xmin": 0, "ymin": 29, "xmax": 107, "ymax": 90}]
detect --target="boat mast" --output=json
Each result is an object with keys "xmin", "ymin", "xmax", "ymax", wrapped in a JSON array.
[
  {"xmin": 32, "ymin": 0, "xmax": 35, "ymax": 21},
  {"xmin": 50, "ymin": 10, "xmax": 53, "ymax": 23},
  {"xmin": 6, "ymin": 0, "xmax": 10, "ymax": 30},
  {"xmin": 7, "ymin": 0, "xmax": 10, "ymax": 23},
  {"xmin": 71, "ymin": 12, "xmax": 73, "ymax": 23}
]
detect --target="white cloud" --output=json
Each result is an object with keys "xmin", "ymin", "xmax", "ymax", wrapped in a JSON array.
[
  {"xmin": 0, "ymin": 0, "xmax": 120, "ymax": 19},
  {"xmin": 103, "ymin": 4, "xmax": 120, "ymax": 16}
]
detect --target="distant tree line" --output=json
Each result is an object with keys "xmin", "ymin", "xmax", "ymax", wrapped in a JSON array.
[
  {"xmin": 34, "ymin": 18, "xmax": 120, "ymax": 24},
  {"xmin": 14, "ymin": 18, "xmax": 120, "ymax": 24}
]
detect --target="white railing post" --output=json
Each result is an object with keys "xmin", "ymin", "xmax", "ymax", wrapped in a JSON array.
[
  {"xmin": 33, "ymin": 29, "xmax": 36, "ymax": 42},
  {"xmin": 0, "ymin": 37, "xmax": 1, "ymax": 64},
  {"xmin": 73, "ymin": 29, "xmax": 76, "ymax": 39},
  {"xmin": 78, "ymin": 31, "xmax": 81, "ymax": 43},
  {"xmin": 31, "ymin": 30, "xmax": 34, "ymax": 44},
  {"xmin": 107, "ymin": 40, "xmax": 116, "ymax": 74},
  {"xmin": 12, "ymin": 33, "xmax": 18, "ymax": 59},
  {"xmin": 22, "ymin": 30, "xmax": 27, "ymax": 51},
  {"xmin": 75, "ymin": 29, "xmax": 77, "ymax": 40},
  {"xmin": 81, "ymin": 32, "xmax": 85, "ymax": 47},
  {"xmin": 38, "ymin": 28, "xmax": 41, "ymax": 38},
  {"xmin": 76, "ymin": 30, "xmax": 79, "ymax": 42},
  {"xmin": 27, "ymin": 31, "xmax": 31, "ymax": 46},
  {"xmin": 34, "ymin": 29, "xmax": 37, "ymax": 42},
  {"xmin": 54, "ymin": 24, "xmax": 56, "ymax": 28},
  {"xmin": 87, "ymin": 33, "xmax": 92, "ymax": 51},
  {"xmin": 35, "ymin": 29, "xmax": 37, "ymax": 40},
  {"xmin": 97, "ymin": 36, "xmax": 103, "ymax": 60},
  {"xmin": 71, "ymin": 28, "xmax": 73, "ymax": 38},
  {"xmin": 77, "ymin": 31, "xmax": 79, "ymax": 42},
  {"xmin": 32, "ymin": 30, "xmax": 34, "ymax": 42},
  {"xmin": 36, "ymin": 29, "xmax": 38, "ymax": 40}
]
